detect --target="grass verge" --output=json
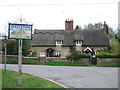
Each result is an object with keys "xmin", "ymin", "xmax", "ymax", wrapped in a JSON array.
[
  {"xmin": 1, "ymin": 69, "xmax": 65, "ymax": 88},
  {"xmin": 44, "ymin": 61, "xmax": 92, "ymax": 66},
  {"xmin": 97, "ymin": 62, "xmax": 120, "ymax": 67},
  {"xmin": 2, "ymin": 59, "xmax": 41, "ymax": 65}
]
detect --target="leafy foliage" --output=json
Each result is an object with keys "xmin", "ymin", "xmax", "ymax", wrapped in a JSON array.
[
  {"xmin": 6, "ymin": 40, "xmax": 18, "ymax": 55},
  {"xmin": 66, "ymin": 52, "xmax": 82, "ymax": 60},
  {"xmin": 44, "ymin": 61, "xmax": 91, "ymax": 66},
  {"xmin": 27, "ymin": 51, "xmax": 37, "ymax": 57},
  {"xmin": 5, "ymin": 40, "xmax": 31, "ymax": 56},
  {"xmin": 83, "ymin": 22, "xmax": 115, "ymax": 39},
  {"xmin": 2, "ymin": 59, "xmax": 40, "ymax": 64},
  {"xmin": 69, "ymin": 46, "xmax": 76, "ymax": 53},
  {"xmin": 84, "ymin": 22, "xmax": 103, "ymax": 30},
  {"xmin": 110, "ymin": 39, "xmax": 120, "ymax": 54},
  {"xmin": 96, "ymin": 38, "xmax": 120, "ymax": 56},
  {"xmin": 22, "ymin": 40, "xmax": 31, "ymax": 56},
  {"xmin": 96, "ymin": 52, "xmax": 120, "ymax": 58},
  {"xmin": 81, "ymin": 53, "xmax": 91, "ymax": 58},
  {"xmin": 22, "ymin": 60, "xmax": 40, "ymax": 64}
]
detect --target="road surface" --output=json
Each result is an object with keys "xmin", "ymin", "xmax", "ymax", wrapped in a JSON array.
[{"xmin": 0, "ymin": 64, "xmax": 118, "ymax": 88}]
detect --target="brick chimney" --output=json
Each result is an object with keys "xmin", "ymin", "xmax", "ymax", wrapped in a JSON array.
[
  {"xmin": 103, "ymin": 21, "xmax": 108, "ymax": 34},
  {"xmin": 65, "ymin": 19, "xmax": 73, "ymax": 30}
]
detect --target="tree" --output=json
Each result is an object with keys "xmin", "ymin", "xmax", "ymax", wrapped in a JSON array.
[
  {"xmin": 7, "ymin": 40, "xmax": 18, "ymax": 55},
  {"xmin": 6, "ymin": 40, "xmax": 31, "ymax": 56},
  {"xmin": 94, "ymin": 22, "xmax": 103, "ymax": 29},
  {"xmin": 22, "ymin": 40, "xmax": 31, "ymax": 56},
  {"xmin": 83, "ymin": 22, "xmax": 115, "ymax": 39},
  {"xmin": 114, "ymin": 27, "xmax": 120, "ymax": 41},
  {"xmin": 75, "ymin": 25, "xmax": 82, "ymax": 30},
  {"xmin": 107, "ymin": 26, "xmax": 115, "ymax": 39},
  {"xmin": 83, "ymin": 22, "xmax": 103, "ymax": 30}
]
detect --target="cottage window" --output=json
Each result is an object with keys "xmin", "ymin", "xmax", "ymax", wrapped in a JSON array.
[
  {"xmin": 56, "ymin": 51, "xmax": 62, "ymax": 56},
  {"xmin": 56, "ymin": 40, "xmax": 63, "ymax": 45},
  {"xmin": 40, "ymin": 51, "xmax": 45, "ymax": 57},
  {"xmin": 76, "ymin": 40, "xmax": 82, "ymax": 45}
]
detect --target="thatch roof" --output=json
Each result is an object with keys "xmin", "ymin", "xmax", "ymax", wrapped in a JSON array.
[{"xmin": 31, "ymin": 29, "xmax": 109, "ymax": 47}]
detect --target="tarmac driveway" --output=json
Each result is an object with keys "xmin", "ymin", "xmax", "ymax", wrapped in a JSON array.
[{"xmin": 0, "ymin": 64, "xmax": 118, "ymax": 88}]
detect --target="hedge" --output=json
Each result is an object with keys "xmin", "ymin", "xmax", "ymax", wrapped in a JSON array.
[
  {"xmin": 66, "ymin": 52, "xmax": 91, "ymax": 59},
  {"xmin": 66, "ymin": 52, "xmax": 120, "ymax": 59},
  {"xmin": 81, "ymin": 54, "xmax": 91, "ymax": 58},
  {"xmin": 96, "ymin": 53, "xmax": 120, "ymax": 58}
]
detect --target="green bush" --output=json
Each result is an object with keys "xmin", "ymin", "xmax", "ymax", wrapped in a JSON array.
[
  {"xmin": 96, "ymin": 52, "xmax": 120, "ymax": 58},
  {"xmin": 81, "ymin": 53, "xmax": 91, "ymax": 58},
  {"xmin": 27, "ymin": 51, "xmax": 37, "ymax": 57},
  {"xmin": 22, "ymin": 60, "xmax": 40, "ymax": 64},
  {"xmin": 66, "ymin": 52, "xmax": 82, "ymax": 60},
  {"xmin": 2, "ymin": 59, "xmax": 18, "ymax": 64},
  {"xmin": 44, "ymin": 61, "xmax": 91, "ymax": 66},
  {"xmin": 2, "ymin": 59, "xmax": 40, "ymax": 64}
]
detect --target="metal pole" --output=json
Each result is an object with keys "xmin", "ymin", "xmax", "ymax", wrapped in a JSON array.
[
  {"xmin": 4, "ymin": 36, "xmax": 7, "ymax": 71},
  {"xmin": 18, "ymin": 39, "xmax": 22, "ymax": 86}
]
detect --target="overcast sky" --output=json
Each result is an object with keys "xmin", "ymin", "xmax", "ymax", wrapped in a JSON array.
[{"xmin": 0, "ymin": 0, "xmax": 119, "ymax": 34}]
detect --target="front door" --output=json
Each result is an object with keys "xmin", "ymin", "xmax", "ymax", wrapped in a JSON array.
[
  {"xmin": 47, "ymin": 51, "xmax": 53, "ymax": 57},
  {"xmin": 46, "ymin": 48, "xmax": 54, "ymax": 57}
]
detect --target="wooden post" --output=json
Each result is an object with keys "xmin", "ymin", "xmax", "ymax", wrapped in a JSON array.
[
  {"xmin": 4, "ymin": 36, "xmax": 7, "ymax": 71},
  {"xmin": 18, "ymin": 39, "xmax": 22, "ymax": 86}
]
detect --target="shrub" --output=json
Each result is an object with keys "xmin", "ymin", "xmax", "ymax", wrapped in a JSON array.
[
  {"xmin": 22, "ymin": 60, "xmax": 40, "ymax": 64},
  {"xmin": 66, "ymin": 52, "xmax": 82, "ymax": 60},
  {"xmin": 2, "ymin": 59, "xmax": 40, "ymax": 64},
  {"xmin": 44, "ymin": 61, "xmax": 91, "ymax": 66},
  {"xmin": 2, "ymin": 59, "xmax": 18, "ymax": 64},
  {"xmin": 96, "ymin": 52, "xmax": 120, "ymax": 58},
  {"xmin": 81, "ymin": 53, "xmax": 91, "ymax": 58},
  {"xmin": 27, "ymin": 51, "xmax": 37, "ymax": 57}
]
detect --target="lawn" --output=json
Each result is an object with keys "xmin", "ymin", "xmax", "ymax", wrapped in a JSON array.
[
  {"xmin": 0, "ymin": 69, "xmax": 2, "ymax": 90},
  {"xmin": 97, "ymin": 62, "xmax": 120, "ymax": 67},
  {"xmin": 1, "ymin": 59, "xmax": 120, "ymax": 67},
  {"xmin": 1, "ymin": 69, "xmax": 65, "ymax": 88},
  {"xmin": 1, "ymin": 59, "xmax": 41, "ymax": 65},
  {"xmin": 44, "ymin": 61, "xmax": 92, "ymax": 66}
]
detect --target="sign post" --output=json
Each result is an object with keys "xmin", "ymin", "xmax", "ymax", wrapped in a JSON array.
[
  {"xmin": 4, "ymin": 35, "xmax": 7, "ymax": 71},
  {"xmin": 8, "ymin": 17, "xmax": 32, "ymax": 86},
  {"xmin": 18, "ymin": 39, "xmax": 22, "ymax": 86}
]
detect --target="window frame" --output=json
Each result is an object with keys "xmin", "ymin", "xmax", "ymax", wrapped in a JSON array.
[
  {"xmin": 56, "ymin": 51, "xmax": 62, "ymax": 56},
  {"xmin": 56, "ymin": 40, "xmax": 63, "ymax": 45},
  {"xmin": 75, "ymin": 40, "xmax": 82, "ymax": 45},
  {"xmin": 40, "ymin": 51, "xmax": 46, "ymax": 57}
]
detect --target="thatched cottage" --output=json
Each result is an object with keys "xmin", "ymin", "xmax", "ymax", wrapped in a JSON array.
[{"xmin": 31, "ymin": 19, "xmax": 109, "ymax": 57}]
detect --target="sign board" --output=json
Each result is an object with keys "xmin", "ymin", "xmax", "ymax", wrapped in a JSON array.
[{"xmin": 8, "ymin": 23, "xmax": 32, "ymax": 39}]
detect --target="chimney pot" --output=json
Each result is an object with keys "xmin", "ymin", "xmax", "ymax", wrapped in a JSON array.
[
  {"xmin": 65, "ymin": 19, "xmax": 73, "ymax": 30},
  {"xmin": 103, "ymin": 21, "xmax": 108, "ymax": 34}
]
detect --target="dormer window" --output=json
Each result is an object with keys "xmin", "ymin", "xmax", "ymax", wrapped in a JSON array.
[
  {"xmin": 76, "ymin": 40, "xmax": 82, "ymax": 45},
  {"xmin": 56, "ymin": 40, "xmax": 63, "ymax": 45}
]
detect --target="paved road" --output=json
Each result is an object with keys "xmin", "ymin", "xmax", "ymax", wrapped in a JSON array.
[{"xmin": 0, "ymin": 64, "xmax": 118, "ymax": 88}]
